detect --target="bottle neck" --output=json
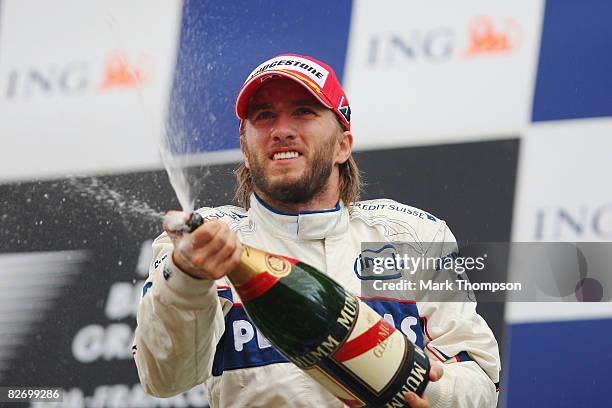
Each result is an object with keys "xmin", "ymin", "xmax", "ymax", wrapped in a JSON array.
[
  {"xmin": 228, "ymin": 245, "xmax": 295, "ymax": 302},
  {"xmin": 227, "ymin": 245, "xmax": 261, "ymax": 286}
]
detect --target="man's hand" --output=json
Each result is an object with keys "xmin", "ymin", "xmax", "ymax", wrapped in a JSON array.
[
  {"xmin": 404, "ymin": 359, "xmax": 444, "ymax": 408},
  {"xmin": 163, "ymin": 211, "xmax": 243, "ymax": 280}
]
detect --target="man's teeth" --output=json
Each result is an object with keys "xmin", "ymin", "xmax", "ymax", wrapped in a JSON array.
[{"xmin": 273, "ymin": 151, "xmax": 299, "ymax": 160}]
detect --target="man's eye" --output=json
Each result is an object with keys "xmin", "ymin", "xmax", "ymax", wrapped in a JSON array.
[
  {"xmin": 255, "ymin": 111, "xmax": 274, "ymax": 121},
  {"xmin": 295, "ymin": 107, "xmax": 314, "ymax": 116}
]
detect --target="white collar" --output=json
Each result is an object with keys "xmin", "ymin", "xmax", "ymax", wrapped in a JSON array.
[{"xmin": 248, "ymin": 194, "xmax": 349, "ymax": 240}]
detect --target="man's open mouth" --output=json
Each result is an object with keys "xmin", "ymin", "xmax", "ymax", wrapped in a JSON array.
[{"xmin": 272, "ymin": 151, "xmax": 301, "ymax": 160}]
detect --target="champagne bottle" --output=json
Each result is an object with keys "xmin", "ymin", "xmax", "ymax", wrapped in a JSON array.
[{"xmin": 187, "ymin": 213, "xmax": 430, "ymax": 407}]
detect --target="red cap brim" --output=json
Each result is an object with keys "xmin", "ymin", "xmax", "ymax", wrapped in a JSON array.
[{"xmin": 235, "ymin": 70, "xmax": 333, "ymax": 120}]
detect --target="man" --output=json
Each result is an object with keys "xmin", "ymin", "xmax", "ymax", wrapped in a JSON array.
[{"xmin": 134, "ymin": 54, "xmax": 500, "ymax": 407}]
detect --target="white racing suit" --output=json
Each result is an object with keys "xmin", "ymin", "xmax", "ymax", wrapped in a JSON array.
[{"xmin": 134, "ymin": 195, "xmax": 500, "ymax": 407}]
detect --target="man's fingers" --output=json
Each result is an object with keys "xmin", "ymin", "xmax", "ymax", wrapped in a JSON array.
[
  {"xmin": 400, "ymin": 360, "xmax": 443, "ymax": 408},
  {"xmin": 195, "ymin": 228, "xmax": 237, "ymax": 270},
  {"xmin": 428, "ymin": 360, "xmax": 444, "ymax": 382},
  {"xmin": 218, "ymin": 244, "xmax": 243, "ymax": 275},
  {"xmin": 191, "ymin": 220, "xmax": 225, "ymax": 248},
  {"xmin": 215, "ymin": 230, "xmax": 239, "ymax": 261},
  {"xmin": 191, "ymin": 222, "xmax": 231, "ymax": 264},
  {"xmin": 404, "ymin": 391, "xmax": 429, "ymax": 408},
  {"xmin": 162, "ymin": 212, "xmax": 242, "ymax": 279},
  {"xmin": 227, "ymin": 234, "xmax": 244, "ymax": 268}
]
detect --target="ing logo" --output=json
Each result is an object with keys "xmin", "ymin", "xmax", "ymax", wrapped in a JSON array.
[
  {"xmin": 98, "ymin": 51, "xmax": 154, "ymax": 90},
  {"xmin": 463, "ymin": 16, "xmax": 522, "ymax": 57}
]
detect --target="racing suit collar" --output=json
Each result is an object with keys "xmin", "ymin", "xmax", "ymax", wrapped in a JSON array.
[{"xmin": 249, "ymin": 193, "xmax": 349, "ymax": 239}]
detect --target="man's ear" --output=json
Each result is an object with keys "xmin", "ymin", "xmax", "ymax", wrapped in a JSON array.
[
  {"xmin": 240, "ymin": 134, "xmax": 250, "ymax": 169},
  {"xmin": 335, "ymin": 130, "xmax": 353, "ymax": 165}
]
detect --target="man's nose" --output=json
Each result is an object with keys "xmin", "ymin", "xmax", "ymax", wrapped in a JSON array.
[{"xmin": 270, "ymin": 114, "xmax": 296, "ymax": 142}]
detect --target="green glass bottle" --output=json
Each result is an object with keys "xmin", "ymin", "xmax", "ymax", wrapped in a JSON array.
[{"xmin": 187, "ymin": 213, "xmax": 430, "ymax": 407}]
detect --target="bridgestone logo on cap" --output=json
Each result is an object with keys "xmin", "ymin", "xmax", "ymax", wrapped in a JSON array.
[{"xmin": 247, "ymin": 56, "xmax": 329, "ymax": 88}]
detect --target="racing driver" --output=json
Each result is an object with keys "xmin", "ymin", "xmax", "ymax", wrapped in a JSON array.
[{"xmin": 133, "ymin": 53, "xmax": 501, "ymax": 408}]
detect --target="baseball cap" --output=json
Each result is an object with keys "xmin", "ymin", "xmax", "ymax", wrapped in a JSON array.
[{"xmin": 235, "ymin": 53, "xmax": 351, "ymax": 130}]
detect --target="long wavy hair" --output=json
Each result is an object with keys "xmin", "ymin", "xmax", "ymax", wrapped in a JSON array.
[{"xmin": 234, "ymin": 120, "xmax": 362, "ymax": 209}]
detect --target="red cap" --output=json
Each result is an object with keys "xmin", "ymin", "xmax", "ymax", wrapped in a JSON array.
[{"xmin": 235, "ymin": 54, "xmax": 351, "ymax": 130}]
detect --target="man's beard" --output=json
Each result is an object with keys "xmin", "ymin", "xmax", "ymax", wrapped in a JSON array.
[{"xmin": 246, "ymin": 138, "xmax": 336, "ymax": 205}]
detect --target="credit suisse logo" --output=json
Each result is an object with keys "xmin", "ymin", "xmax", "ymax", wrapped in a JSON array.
[
  {"xmin": 3, "ymin": 51, "xmax": 155, "ymax": 100},
  {"xmin": 366, "ymin": 16, "xmax": 522, "ymax": 64}
]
